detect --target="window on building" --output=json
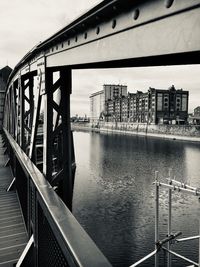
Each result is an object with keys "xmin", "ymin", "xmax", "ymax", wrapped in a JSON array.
[
  {"xmin": 157, "ymin": 93, "xmax": 163, "ymax": 111},
  {"xmin": 182, "ymin": 95, "xmax": 187, "ymax": 111}
]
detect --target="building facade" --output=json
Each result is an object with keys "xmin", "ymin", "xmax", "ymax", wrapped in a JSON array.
[
  {"xmin": 90, "ymin": 84, "xmax": 128, "ymax": 125},
  {"xmin": 0, "ymin": 66, "xmax": 12, "ymax": 130},
  {"xmin": 103, "ymin": 84, "xmax": 127, "ymax": 101},
  {"xmin": 105, "ymin": 85, "xmax": 189, "ymax": 125},
  {"xmin": 151, "ymin": 85, "xmax": 189, "ymax": 125},
  {"xmin": 90, "ymin": 84, "xmax": 189, "ymax": 126},
  {"xmin": 189, "ymin": 106, "xmax": 200, "ymax": 125},
  {"xmin": 194, "ymin": 106, "xmax": 200, "ymax": 117},
  {"xmin": 89, "ymin": 90, "xmax": 104, "ymax": 127}
]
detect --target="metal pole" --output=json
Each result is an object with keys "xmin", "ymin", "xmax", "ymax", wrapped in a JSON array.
[
  {"xmin": 199, "ymin": 220, "xmax": 200, "ymax": 266},
  {"xmin": 163, "ymin": 247, "xmax": 198, "ymax": 266},
  {"xmin": 168, "ymin": 169, "xmax": 172, "ymax": 267},
  {"xmin": 155, "ymin": 171, "xmax": 159, "ymax": 267}
]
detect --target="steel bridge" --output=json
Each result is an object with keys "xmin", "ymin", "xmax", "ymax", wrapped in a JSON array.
[{"xmin": 1, "ymin": 0, "xmax": 200, "ymax": 266}]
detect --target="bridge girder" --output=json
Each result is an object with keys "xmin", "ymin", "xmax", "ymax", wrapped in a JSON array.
[
  {"xmin": 7, "ymin": 0, "xmax": 200, "ymax": 85},
  {"xmin": 2, "ymin": 0, "xmax": 200, "ymax": 266}
]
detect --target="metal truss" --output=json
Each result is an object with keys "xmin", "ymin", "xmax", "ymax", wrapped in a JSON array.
[
  {"xmin": 6, "ymin": 0, "xmax": 200, "ymax": 77},
  {"xmin": 4, "ymin": 65, "xmax": 76, "ymax": 209},
  {"xmin": 2, "ymin": 0, "xmax": 200, "ymax": 266},
  {"xmin": 43, "ymin": 67, "xmax": 75, "ymax": 208}
]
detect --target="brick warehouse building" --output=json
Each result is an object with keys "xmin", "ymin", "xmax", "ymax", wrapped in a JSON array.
[
  {"xmin": 149, "ymin": 85, "xmax": 189, "ymax": 125},
  {"xmin": 92, "ymin": 84, "xmax": 189, "ymax": 125},
  {"xmin": 90, "ymin": 84, "xmax": 127, "ymax": 126}
]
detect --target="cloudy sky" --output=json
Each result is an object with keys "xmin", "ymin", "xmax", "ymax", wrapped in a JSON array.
[{"xmin": 0, "ymin": 0, "xmax": 199, "ymax": 116}]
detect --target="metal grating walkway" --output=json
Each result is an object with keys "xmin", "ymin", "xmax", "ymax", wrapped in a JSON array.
[{"xmin": 0, "ymin": 135, "xmax": 28, "ymax": 267}]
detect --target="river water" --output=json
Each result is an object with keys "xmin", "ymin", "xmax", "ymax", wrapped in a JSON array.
[{"xmin": 72, "ymin": 131, "xmax": 200, "ymax": 267}]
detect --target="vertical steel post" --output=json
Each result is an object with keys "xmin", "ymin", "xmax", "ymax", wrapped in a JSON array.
[
  {"xmin": 12, "ymin": 83, "xmax": 17, "ymax": 138},
  {"xmin": 20, "ymin": 75, "xmax": 25, "ymax": 150},
  {"xmin": 29, "ymin": 77, "xmax": 41, "ymax": 161},
  {"xmin": 155, "ymin": 171, "xmax": 159, "ymax": 267},
  {"xmin": 168, "ymin": 169, "xmax": 172, "ymax": 267},
  {"xmin": 199, "ymin": 220, "xmax": 200, "ymax": 266},
  {"xmin": 59, "ymin": 68, "xmax": 73, "ymax": 210},
  {"xmin": 43, "ymin": 68, "xmax": 53, "ymax": 180}
]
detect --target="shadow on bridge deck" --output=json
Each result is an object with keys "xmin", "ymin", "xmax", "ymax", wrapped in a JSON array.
[{"xmin": 0, "ymin": 135, "xmax": 28, "ymax": 267}]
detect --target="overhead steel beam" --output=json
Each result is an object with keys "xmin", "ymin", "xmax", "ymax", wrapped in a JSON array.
[
  {"xmin": 6, "ymin": 0, "xmax": 200, "ymax": 85},
  {"xmin": 46, "ymin": 4, "xmax": 200, "ymax": 68}
]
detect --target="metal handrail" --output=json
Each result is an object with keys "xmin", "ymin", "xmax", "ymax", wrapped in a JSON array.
[{"xmin": 3, "ymin": 128, "xmax": 112, "ymax": 267}]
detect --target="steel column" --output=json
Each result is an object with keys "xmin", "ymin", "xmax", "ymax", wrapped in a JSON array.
[
  {"xmin": 43, "ymin": 69, "xmax": 53, "ymax": 180},
  {"xmin": 168, "ymin": 170, "xmax": 172, "ymax": 267},
  {"xmin": 19, "ymin": 75, "xmax": 25, "ymax": 149},
  {"xmin": 155, "ymin": 171, "xmax": 159, "ymax": 267},
  {"xmin": 58, "ymin": 68, "xmax": 73, "ymax": 209}
]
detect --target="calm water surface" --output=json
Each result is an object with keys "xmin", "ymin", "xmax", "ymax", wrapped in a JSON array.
[{"xmin": 72, "ymin": 131, "xmax": 200, "ymax": 267}]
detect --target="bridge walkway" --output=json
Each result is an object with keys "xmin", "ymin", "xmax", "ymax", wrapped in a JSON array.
[{"xmin": 0, "ymin": 135, "xmax": 28, "ymax": 267}]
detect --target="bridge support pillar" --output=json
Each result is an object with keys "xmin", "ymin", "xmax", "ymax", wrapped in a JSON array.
[{"xmin": 43, "ymin": 67, "xmax": 74, "ymax": 210}]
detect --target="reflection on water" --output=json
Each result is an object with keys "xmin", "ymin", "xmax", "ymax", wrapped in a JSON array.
[{"xmin": 72, "ymin": 131, "xmax": 200, "ymax": 267}]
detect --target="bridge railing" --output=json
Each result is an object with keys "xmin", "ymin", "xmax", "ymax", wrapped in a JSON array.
[{"xmin": 3, "ymin": 128, "xmax": 112, "ymax": 267}]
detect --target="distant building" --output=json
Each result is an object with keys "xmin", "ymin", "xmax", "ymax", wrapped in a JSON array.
[
  {"xmin": 90, "ymin": 84, "xmax": 189, "ymax": 126},
  {"xmin": 149, "ymin": 85, "xmax": 189, "ymax": 125},
  {"xmin": 194, "ymin": 106, "xmax": 200, "ymax": 117},
  {"xmin": 128, "ymin": 91, "xmax": 149, "ymax": 123},
  {"xmin": 89, "ymin": 90, "xmax": 104, "ymax": 127},
  {"xmin": 0, "ymin": 66, "xmax": 12, "ymax": 130},
  {"xmin": 103, "ymin": 84, "xmax": 127, "ymax": 101},
  {"xmin": 189, "ymin": 106, "xmax": 200, "ymax": 125},
  {"xmin": 90, "ymin": 84, "xmax": 127, "ymax": 126}
]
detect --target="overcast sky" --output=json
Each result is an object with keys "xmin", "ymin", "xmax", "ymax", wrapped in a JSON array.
[{"xmin": 0, "ymin": 0, "xmax": 199, "ymax": 116}]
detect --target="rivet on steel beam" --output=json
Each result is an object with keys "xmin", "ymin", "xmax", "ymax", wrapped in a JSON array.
[
  {"xmin": 96, "ymin": 26, "xmax": 100, "ymax": 35},
  {"xmin": 165, "ymin": 0, "xmax": 174, "ymax": 8},
  {"xmin": 112, "ymin": 19, "xmax": 116, "ymax": 29},
  {"xmin": 133, "ymin": 9, "xmax": 140, "ymax": 20}
]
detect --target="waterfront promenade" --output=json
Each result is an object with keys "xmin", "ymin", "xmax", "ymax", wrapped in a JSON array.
[
  {"xmin": 0, "ymin": 135, "xmax": 28, "ymax": 267},
  {"xmin": 72, "ymin": 122, "xmax": 200, "ymax": 142}
]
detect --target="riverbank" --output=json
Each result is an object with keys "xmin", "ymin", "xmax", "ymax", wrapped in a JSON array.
[{"xmin": 71, "ymin": 122, "xmax": 200, "ymax": 142}]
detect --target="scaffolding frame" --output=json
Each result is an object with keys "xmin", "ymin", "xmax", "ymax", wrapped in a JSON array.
[{"xmin": 130, "ymin": 171, "xmax": 200, "ymax": 267}]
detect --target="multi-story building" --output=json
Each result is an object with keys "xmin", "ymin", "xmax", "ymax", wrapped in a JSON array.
[
  {"xmin": 90, "ymin": 84, "xmax": 128, "ymax": 125},
  {"xmin": 194, "ymin": 106, "xmax": 200, "ymax": 117},
  {"xmin": 149, "ymin": 85, "xmax": 189, "ymax": 124},
  {"xmin": 189, "ymin": 106, "xmax": 200, "ymax": 125},
  {"xmin": 103, "ymin": 84, "xmax": 127, "ymax": 101},
  {"xmin": 91, "ymin": 84, "xmax": 189, "ymax": 126},
  {"xmin": 89, "ymin": 90, "xmax": 104, "ymax": 127},
  {"xmin": 0, "ymin": 66, "xmax": 12, "ymax": 130},
  {"xmin": 121, "ymin": 96, "xmax": 128, "ymax": 122}
]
